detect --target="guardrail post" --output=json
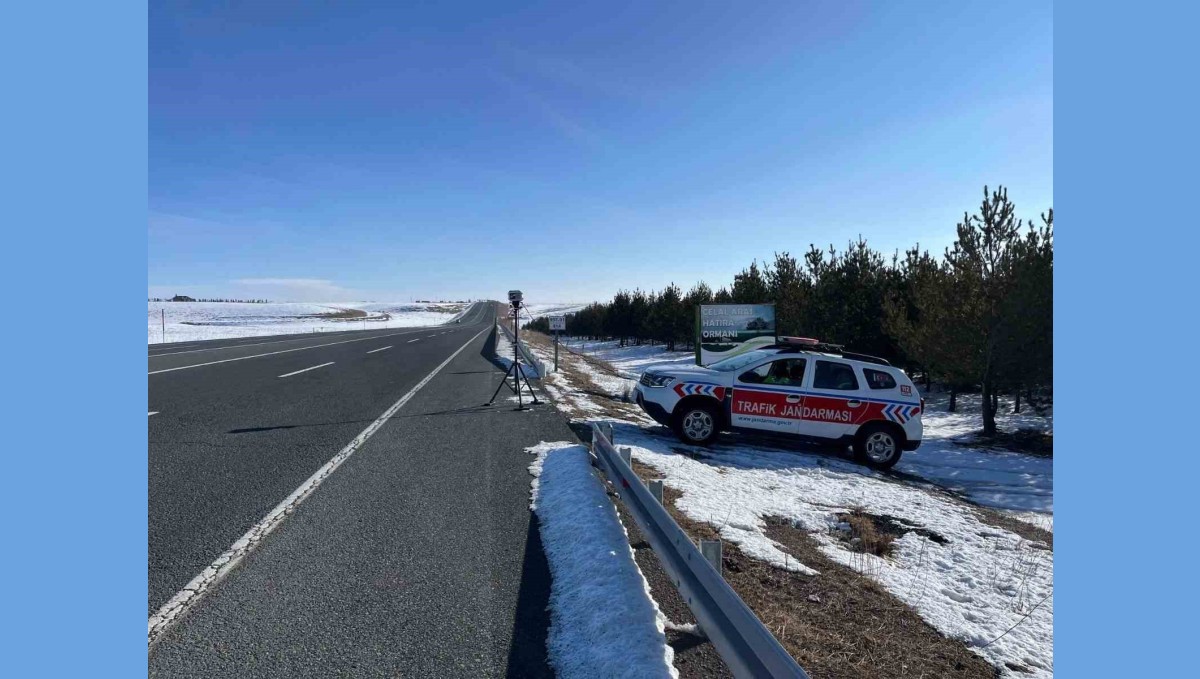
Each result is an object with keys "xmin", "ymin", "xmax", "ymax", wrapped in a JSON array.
[
  {"xmin": 700, "ymin": 540, "xmax": 723, "ymax": 576},
  {"xmin": 619, "ymin": 446, "xmax": 632, "ymax": 468},
  {"xmin": 599, "ymin": 422, "xmax": 613, "ymax": 444},
  {"xmin": 649, "ymin": 479, "xmax": 664, "ymax": 504}
]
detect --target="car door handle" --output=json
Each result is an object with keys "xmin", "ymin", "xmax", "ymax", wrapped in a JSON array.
[
  {"xmin": 786, "ymin": 395, "xmax": 801, "ymax": 404},
  {"xmin": 846, "ymin": 400, "xmax": 862, "ymax": 407}
]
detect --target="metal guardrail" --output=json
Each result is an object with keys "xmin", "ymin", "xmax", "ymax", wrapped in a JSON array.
[
  {"xmin": 496, "ymin": 320, "xmax": 546, "ymax": 378},
  {"xmin": 590, "ymin": 423, "xmax": 810, "ymax": 679}
]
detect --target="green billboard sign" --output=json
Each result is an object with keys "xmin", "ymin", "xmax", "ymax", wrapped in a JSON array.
[{"xmin": 695, "ymin": 303, "xmax": 777, "ymax": 366}]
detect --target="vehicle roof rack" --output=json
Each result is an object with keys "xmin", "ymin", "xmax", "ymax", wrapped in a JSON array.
[
  {"xmin": 770, "ymin": 337, "xmax": 892, "ymax": 366},
  {"xmin": 841, "ymin": 351, "xmax": 891, "ymax": 366}
]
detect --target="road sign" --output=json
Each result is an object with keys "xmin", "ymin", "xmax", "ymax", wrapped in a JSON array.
[
  {"xmin": 549, "ymin": 316, "xmax": 566, "ymax": 331},
  {"xmin": 695, "ymin": 303, "xmax": 776, "ymax": 366}
]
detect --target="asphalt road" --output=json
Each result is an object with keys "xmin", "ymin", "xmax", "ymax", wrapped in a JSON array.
[{"xmin": 149, "ymin": 302, "xmax": 574, "ymax": 677}]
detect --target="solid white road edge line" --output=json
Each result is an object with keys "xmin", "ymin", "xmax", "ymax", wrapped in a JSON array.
[
  {"xmin": 366, "ymin": 345, "xmax": 392, "ymax": 354},
  {"xmin": 277, "ymin": 362, "xmax": 335, "ymax": 378},
  {"xmin": 146, "ymin": 325, "xmax": 490, "ymax": 648},
  {"xmin": 148, "ymin": 330, "xmax": 417, "ymax": 375}
]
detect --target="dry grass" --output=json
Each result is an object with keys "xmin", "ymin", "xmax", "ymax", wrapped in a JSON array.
[
  {"xmin": 627, "ymin": 461, "xmax": 996, "ymax": 679},
  {"xmin": 520, "ymin": 331, "xmax": 648, "ymax": 422},
  {"xmin": 835, "ymin": 509, "xmax": 899, "ymax": 558},
  {"xmin": 305, "ymin": 308, "xmax": 368, "ymax": 319},
  {"xmin": 535, "ymin": 332, "xmax": 1040, "ymax": 677}
]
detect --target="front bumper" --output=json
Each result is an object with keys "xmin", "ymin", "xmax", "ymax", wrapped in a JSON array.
[{"xmin": 635, "ymin": 388, "xmax": 673, "ymax": 427}]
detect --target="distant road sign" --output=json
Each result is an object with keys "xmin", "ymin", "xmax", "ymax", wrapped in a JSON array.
[{"xmin": 549, "ymin": 316, "xmax": 566, "ymax": 331}]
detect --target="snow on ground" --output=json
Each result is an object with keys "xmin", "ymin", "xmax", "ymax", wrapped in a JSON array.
[
  {"xmin": 557, "ymin": 340, "xmax": 1054, "ymax": 528},
  {"xmin": 550, "ymin": 339, "xmax": 696, "ymax": 402},
  {"xmin": 493, "ymin": 327, "xmax": 541, "ymax": 380},
  {"xmin": 608, "ymin": 422, "xmax": 1053, "ymax": 678},
  {"xmin": 525, "ymin": 338, "xmax": 1054, "ymax": 678},
  {"xmin": 148, "ymin": 301, "xmax": 467, "ymax": 343},
  {"xmin": 527, "ymin": 441, "xmax": 676, "ymax": 679},
  {"xmin": 901, "ymin": 392, "xmax": 1053, "ymax": 529},
  {"xmin": 562, "ymin": 339, "xmax": 697, "ymax": 377},
  {"xmin": 520, "ymin": 303, "xmax": 589, "ymax": 319}
]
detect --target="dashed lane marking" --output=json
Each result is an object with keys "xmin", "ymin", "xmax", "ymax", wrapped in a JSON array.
[{"xmin": 278, "ymin": 362, "xmax": 335, "ymax": 378}]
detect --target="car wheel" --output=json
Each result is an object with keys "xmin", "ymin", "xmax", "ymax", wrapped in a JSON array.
[
  {"xmin": 854, "ymin": 423, "xmax": 903, "ymax": 470},
  {"xmin": 674, "ymin": 403, "xmax": 719, "ymax": 445}
]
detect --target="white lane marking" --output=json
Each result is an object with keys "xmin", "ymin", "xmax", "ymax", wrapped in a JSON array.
[
  {"xmin": 408, "ymin": 338, "xmax": 420, "ymax": 343},
  {"xmin": 148, "ymin": 329, "xmax": 421, "ymax": 358},
  {"xmin": 278, "ymin": 362, "xmax": 335, "ymax": 378},
  {"xmin": 366, "ymin": 345, "xmax": 392, "ymax": 354},
  {"xmin": 148, "ymin": 330, "xmax": 417, "ymax": 375},
  {"xmin": 148, "ymin": 325, "xmax": 490, "ymax": 647},
  {"xmin": 148, "ymin": 411, "xmax": 158, "ymax": 416}
]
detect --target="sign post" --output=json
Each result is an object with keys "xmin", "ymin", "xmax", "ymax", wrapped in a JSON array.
[{"xmin": 549, "ymin": 316, "xmax": 566, "ymax": 371}]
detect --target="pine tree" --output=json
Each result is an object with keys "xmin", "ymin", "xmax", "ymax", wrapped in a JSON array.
[
  {"xmin": 731, "ymin": 261, "xmax": 770, "ymax": 303},
  {"xmin": 766, "ymin": 252, "xmax": 808, "ymax": 336},
  {"xmin": 943, "ymin": 186, "xmax": 1027, "ymax": 435}
]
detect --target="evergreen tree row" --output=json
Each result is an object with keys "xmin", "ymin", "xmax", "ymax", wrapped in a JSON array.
[{"xmin": 524, "ymin": 186, "xmax": 1052, "ymax": 434}]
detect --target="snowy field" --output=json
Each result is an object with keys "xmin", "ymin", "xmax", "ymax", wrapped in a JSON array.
[
  {"xmin": 552, "ymin": 339, "xmax": 696, "ymax": 400},
  {"xmin": 148, "ymin": 301, "xmax": 467, "ymax": 343},
  {"xmin": 553, "ymin": 339, "xmax": 1053, "ymax": 528},
  {"xmin": 524, "ymin": 337, "xmax": 1054, "ymax": 678},
  {"xmin": 903, "ymin": 392, "xmax": 1053, "ymax": 529},
  {"xmin": 520, "ymin": 303, "xmax": 588, "ymax": 319}
]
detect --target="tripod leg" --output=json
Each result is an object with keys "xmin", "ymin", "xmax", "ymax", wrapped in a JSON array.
[
  {"xmin": 517, "ymin": 364, "xmax": 541, "ymax": 404},
  {"xmin": 487, "ymin": 360, "xmax": 519, "ymax": 405}
]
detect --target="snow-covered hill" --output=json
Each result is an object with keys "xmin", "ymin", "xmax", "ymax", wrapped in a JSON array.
[{"xmin": 148, "ymin": 301, "xmax": 468, "ymax": 343}]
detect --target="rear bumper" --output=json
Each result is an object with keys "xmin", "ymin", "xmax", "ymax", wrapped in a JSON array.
[{"xmin": 902, "ymin": 438, "xmax": 922, "ymax": 451}]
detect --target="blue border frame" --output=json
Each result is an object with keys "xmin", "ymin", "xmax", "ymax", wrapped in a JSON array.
[
  {"xmin": 5, "ymin": 2, "xmax": 146, "ymax": 675},
  {"xmin": 8, "ymin": 1, "xmax": 1200, "ymax": 674},
  {"xmin": 1058, "ymin": 1, "xmax": 1200, "ymax": 675}
]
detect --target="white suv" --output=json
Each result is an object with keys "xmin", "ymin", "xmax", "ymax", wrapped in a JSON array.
[{"xmin": 633, "ymin": 338, "xmax": 923, "ymax": 469}]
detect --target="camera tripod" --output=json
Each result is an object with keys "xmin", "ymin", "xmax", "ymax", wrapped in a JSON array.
[{"xmin": 488, "ymin": 307, "xmax": 541, "ymax": 410}]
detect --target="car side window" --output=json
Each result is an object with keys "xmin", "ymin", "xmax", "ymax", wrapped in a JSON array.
[
  {"xmin": 863, "ymin": 368, "xmax": 897, "ymax": 390},
  {"xmin": 813, "ymin": 360, "xmax": 859, "ymax": 390},
  {"xmin": 739, "ymin": 359, "xmax": 806, "ymax": 387}
]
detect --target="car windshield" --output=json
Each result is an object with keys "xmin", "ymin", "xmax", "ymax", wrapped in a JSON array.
[{"xmin": 707, "ymin": 349, "xmax": 777, "ymax": 372}]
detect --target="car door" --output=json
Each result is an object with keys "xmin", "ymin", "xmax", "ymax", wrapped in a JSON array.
[
  {"xmin": 798, "ymin": 359, "xmax": 863, "ymax": 441},
  {"xmin": 729, "ymin": 358, "xmax": 807, "ymax": 435}
]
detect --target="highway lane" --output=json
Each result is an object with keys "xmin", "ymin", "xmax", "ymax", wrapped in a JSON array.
[
  {"xmin": 147, "ymin": 307, "xmax": 480, "ymax": 356},
  {"xmin": 150, "ymin": 323, "xmax": 567, "ymax": 677},
  {"xmin": 148, "ymin": 304, "xmax": 487, "ymax": 372},
  {"xmin": 148, "ymin": 303, "xmax": 492, "ymax": 613}
]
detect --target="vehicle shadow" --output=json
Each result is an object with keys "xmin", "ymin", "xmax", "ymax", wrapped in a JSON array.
[{"xmin": 601, "ymin": 419, "xmax": 938, "ymax": 489}]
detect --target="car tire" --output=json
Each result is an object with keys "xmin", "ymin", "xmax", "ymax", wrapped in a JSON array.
[
  {"xmin": 673, "ymin": 402, "xmax": 719, "ymax": 446},
  {"xmin": 853, "ymin": 422, "xmax": 903, "ymax": 470}
]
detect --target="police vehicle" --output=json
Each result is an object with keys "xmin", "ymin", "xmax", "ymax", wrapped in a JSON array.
[{"xmin": 633, "ymin": 337, "xmax": 923, "ymax": 469}]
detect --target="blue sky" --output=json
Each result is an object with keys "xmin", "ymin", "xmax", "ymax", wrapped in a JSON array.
[{"xmin": 150, "ymin": 1, "xmax": 1052, "ymax": 303}]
